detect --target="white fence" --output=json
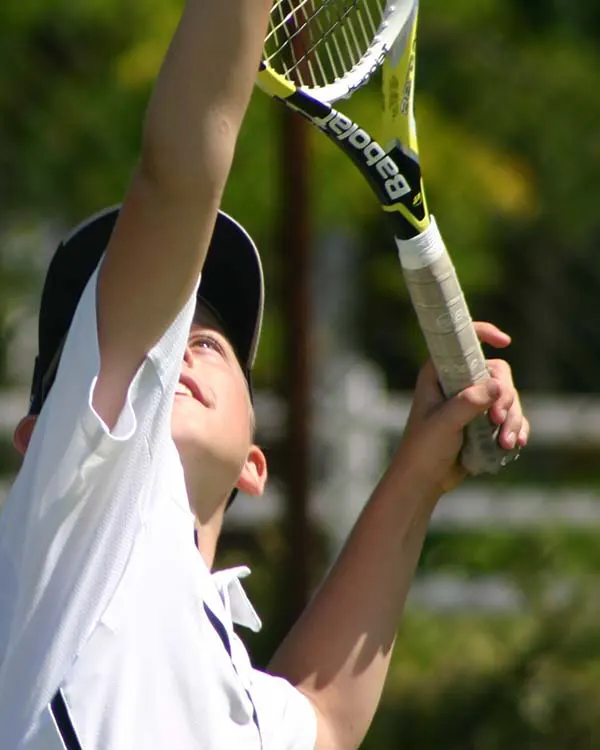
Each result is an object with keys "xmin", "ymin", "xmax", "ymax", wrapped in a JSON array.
[
  {"xmin": 224, "ymin": 361, "xmax": 600, "ymax": 536},
  {"xmin": 2, "ymin": 361, "xmax": 600, "ymax": 613}
]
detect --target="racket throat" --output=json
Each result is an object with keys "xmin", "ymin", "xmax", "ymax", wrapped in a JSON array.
[
  {"xmin": 279, "ymin": 90, "xmax": 427, "ymax": 236},
  {"xmin": 311, "ymin": 107, "xmax": 429, "ymax": 235}
]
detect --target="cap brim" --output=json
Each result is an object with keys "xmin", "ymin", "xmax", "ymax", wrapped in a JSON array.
[
  {"xmin": 199, "ymin": 211, "xmax": 264, "ymax": 374},
  {"xmin": 30, "ymin": 205, "xmax": 264, "ymax": 413}
]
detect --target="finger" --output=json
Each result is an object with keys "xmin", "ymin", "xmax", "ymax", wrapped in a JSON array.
[
  {"xmin": 498, "ymin": 403, "xmax": 521, "ymax": 449},
  {"xmin": 499, "ymin": 384, "xmax": 526, "ymax": 447},
  {"xmin": 404, "ymin": 360, "xmax": 445, "ymax": 436},
  {"xmin": 473, "ymin": 321, "xmax": 511, "ymax": 350},
  {"xmin": 434, "ymin": 378, "xmax": 501, "ymax": 433},
  {"xmin": 486, "ymin": 360, "xmax": 516, "ymax": 426},
  {"xmin": 484, "ymin": 359, "xmax": 528, "ymax": 450},
  {"xmin": 413, "ymin": 359, "xmax": 445, "ymax": 412},
  {"xmin": 517, "ymin": 417, "xmax": 530, "ymax": 447},
  {"xmin": 496, "ymin": 385, "xmax": 528, "ymax": 442}
]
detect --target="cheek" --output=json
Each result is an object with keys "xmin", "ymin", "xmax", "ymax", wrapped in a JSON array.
[
  {"xmin": 223, "ymin": 390, "xmax": 252, "ymax": 439},
  {"xmin": 216, "ymin": 378, "xmax": 253, "ymax": 443}
]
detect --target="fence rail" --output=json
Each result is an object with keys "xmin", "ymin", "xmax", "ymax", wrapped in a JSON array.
[
  {"xmin": 2, "ymin": 370, "xmax": 600, "ymax": 613},
  {"xmin": 3, "ymin": 382, "xmax": 600, "ymax": 534}
]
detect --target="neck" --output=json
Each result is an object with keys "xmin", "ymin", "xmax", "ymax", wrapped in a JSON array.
[
  {"xmin": 194, "ymin": 514, "xmax": 223, "ymax": 569},
  {"xmin": 183, "ymin": 466, "xmax": 228, "ymax": 568}
]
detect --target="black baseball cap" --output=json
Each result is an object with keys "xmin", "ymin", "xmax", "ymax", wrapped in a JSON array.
[{"xmin": 28, "ymin": 205, "xmax": 264, "ymax": 416}]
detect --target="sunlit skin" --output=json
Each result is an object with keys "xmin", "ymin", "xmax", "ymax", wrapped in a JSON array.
[
  {"xmin": 11, "ymin": 302, "xmax": 267, "ymax": 568},
  {"xmin": 9, "ymin": 310, "xmax": 528, "ymax": 749},
  {"xmin": 170, "ymin": 303, "xmax": 267, "ymax": 562},
  {"xmin": 397, "ymin": 322, "xmax": 529, "ymax": 497},
  {"xmin": 11, "ymin": 317, "xmax": 524, "ymax": 570}
]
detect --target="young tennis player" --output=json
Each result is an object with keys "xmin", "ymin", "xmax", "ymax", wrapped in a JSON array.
[{"xmin": 0, "ymin": 0, "xmax": 528, "ymax": 748}]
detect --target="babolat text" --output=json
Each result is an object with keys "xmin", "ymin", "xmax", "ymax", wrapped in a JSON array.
[{"xmin": 313, "ymin": 109, "xmax": 411, "ymax": 203}]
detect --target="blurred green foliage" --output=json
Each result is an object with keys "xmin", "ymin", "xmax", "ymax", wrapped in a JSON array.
[
  {"xmin": 370, "ymin": 603, "xmax": 600, "ymax": 749},
  {"xmin": 2, "ymin": 0, "xmax": 600, "ymax": 746},
  {"xmin": 220, "ymin": 527, "xmax": 600, "ymax": 749},
  {"xmin": 3, "ymin": 0, "xmax": 600, "ymax": 391}
]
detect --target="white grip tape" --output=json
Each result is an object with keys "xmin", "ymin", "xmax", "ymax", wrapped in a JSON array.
[
  {"xmin": 394, "ymin": 217, "xmax": 519, "ymax": 475},
  {"xmin": 395, "ymin": 216, "xmax": 445, "ymax": 270}
]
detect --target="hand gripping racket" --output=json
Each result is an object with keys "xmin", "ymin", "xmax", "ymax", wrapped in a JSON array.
[{"xmin": 257, "ymin": 0, "xmax": 519, "ymax": 474}]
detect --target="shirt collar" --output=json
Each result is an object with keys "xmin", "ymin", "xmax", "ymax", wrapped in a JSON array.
[{"xmin": 211, "ymin": 566, "xmax": 262, "ymax": 633}]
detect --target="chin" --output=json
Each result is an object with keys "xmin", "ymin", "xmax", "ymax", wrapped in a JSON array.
[
  {"xmin": 170, "ymin": 402, "xmax": 205, "ymax": 442},
  {"xmin": 170, "ymin": 408, "xmax": 250, "ymax": 486},
  {"xmin": 171, "ymin": 424, "xmax": 206, "ymax": 460},
  {"xmin": 172, "ymin": 427, "xmax": 244, "ymax": 480}
]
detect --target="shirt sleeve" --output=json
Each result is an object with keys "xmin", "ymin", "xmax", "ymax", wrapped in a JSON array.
[
  {"xmin": 0, "ymin": 262, "xmax": 198, "ymax": 737},
  {"xmin": 250, "ymin": 668, "xmax": 318, "ymax": 750}
]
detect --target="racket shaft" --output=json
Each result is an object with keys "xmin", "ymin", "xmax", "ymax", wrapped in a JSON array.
[{"xmin": 397, "ymin": 218, "xmax": 517, "ymax": 474}]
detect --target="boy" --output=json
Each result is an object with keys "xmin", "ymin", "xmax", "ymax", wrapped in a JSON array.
[{"xmin": 0, "ymin": 1, "xmax": 527, "ymax": 747}]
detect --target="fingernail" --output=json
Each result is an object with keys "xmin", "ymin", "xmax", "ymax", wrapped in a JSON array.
[
  {"xmin": 505, "ymin": 432, "xmax": 516, "ymax": 449},
  {"xmin": 518, "ymin": 429, "xmax": 528, "ymax": 446}
]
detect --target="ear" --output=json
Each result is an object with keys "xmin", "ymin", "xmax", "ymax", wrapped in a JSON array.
[
  {"xmin": 13, "ymin": 415, "xmax": 37, "ymax": 456},
  {"xmin": 235, "ymin": 444, "xmax": 268, "ymax": 497}
]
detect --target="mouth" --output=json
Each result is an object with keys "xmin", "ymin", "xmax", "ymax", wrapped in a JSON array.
[{"xmin": 175, "ymin": 375, "xmax": 209, "ymax": 406}]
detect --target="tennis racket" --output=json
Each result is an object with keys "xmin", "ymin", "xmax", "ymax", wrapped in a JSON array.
[{"xmin": 257, "ymin": 0, "xmax": 519, "ymax": 474}]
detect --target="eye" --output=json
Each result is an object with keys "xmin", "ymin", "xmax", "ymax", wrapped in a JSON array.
[{"xmin": 190, "ymin": 334, "xmax": 225, "ymax": 356}]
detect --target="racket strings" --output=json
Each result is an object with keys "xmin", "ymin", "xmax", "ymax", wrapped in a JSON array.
[{"xmin": 264, "ymin": 0, "xmax": 385, "ymax": 89}]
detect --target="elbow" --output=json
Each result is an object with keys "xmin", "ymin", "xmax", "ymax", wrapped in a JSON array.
[{"xmin": 139, "ymin": 112, "xmax": 238, "ymax": 199}]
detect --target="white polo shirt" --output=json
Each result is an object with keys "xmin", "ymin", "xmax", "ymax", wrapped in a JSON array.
[{"xmin": 0, "ymin": 268, "xmax": 317, "ymax": 749}]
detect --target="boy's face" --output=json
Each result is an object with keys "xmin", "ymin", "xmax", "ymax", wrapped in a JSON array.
[{"xmin": 170, "ymin": 303, "xmax": 263, "ymax": 517}]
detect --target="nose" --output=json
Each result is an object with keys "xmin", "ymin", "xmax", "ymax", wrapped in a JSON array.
[{"xmin": 183, "ymin": 344, "xmax": 194, "ymax": 367}]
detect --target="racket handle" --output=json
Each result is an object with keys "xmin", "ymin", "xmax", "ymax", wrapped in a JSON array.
[{"xmin": 395, "ymin": 217, "xmax": 519, "ymax": 475}]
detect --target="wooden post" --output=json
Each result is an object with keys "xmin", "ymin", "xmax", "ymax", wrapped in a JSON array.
[{"xmin": 279, "ymin": 103, "xmax": 313, "ymax": 632}]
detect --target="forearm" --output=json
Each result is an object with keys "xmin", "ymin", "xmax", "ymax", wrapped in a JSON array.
[
  {"xmin": 91, "ymin": 0, "xmax": 273, "ymax": 426},
  {"xmin": 141, "ymin": 0, "xmax": 272, "ymax": 190},
  {"xmin": 268, "ymin": 333, "xmax": 527, "ymax": 749},
  {"xmin": 268, "ymin": 459, "xmax": 440, "ymax": 750}
]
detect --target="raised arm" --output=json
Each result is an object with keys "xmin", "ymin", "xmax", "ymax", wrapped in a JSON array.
[
  {"xmin": 268, "ymin": 324, "xmax": 529, "ymax": 750},
  {"xmin": 94, "ymin": 0, "xmax": 272, "ymax": 427}
]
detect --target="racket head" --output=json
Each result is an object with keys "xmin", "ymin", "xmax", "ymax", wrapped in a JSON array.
[
  {"xmin": 258, "ymin": 0, "xmax": 418, "ymax": 104},
  {"xmin": 380, "ymin": 1, "xmax": 429, "ymax": 234},
  {"xmin": 382, "ymin": 1, "xmax": 420, "ymax": 156}
]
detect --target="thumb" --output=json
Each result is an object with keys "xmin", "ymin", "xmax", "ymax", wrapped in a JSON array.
[{"xmin": 434, "ymin": 378, "xmax": 501, "ymax": 433}]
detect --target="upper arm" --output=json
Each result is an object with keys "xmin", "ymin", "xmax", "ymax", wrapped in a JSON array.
[
  {"xmin": 92, "ymin": 0, "xmax": 274, "ymax": 429},
  {"xmin": 299, "ymin": 693, "xmax": 344, "ymax": 750},
  {"xmin": 252, "ymin": 669, "xmax": 344, "ymax": 750},
  {"xmin": 249, "ymin": 668, "xmax": 320, "ymax": 750},
  {"xmin": 93, "ymin": 165, "xmax": 224, "ymax": 429}
]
